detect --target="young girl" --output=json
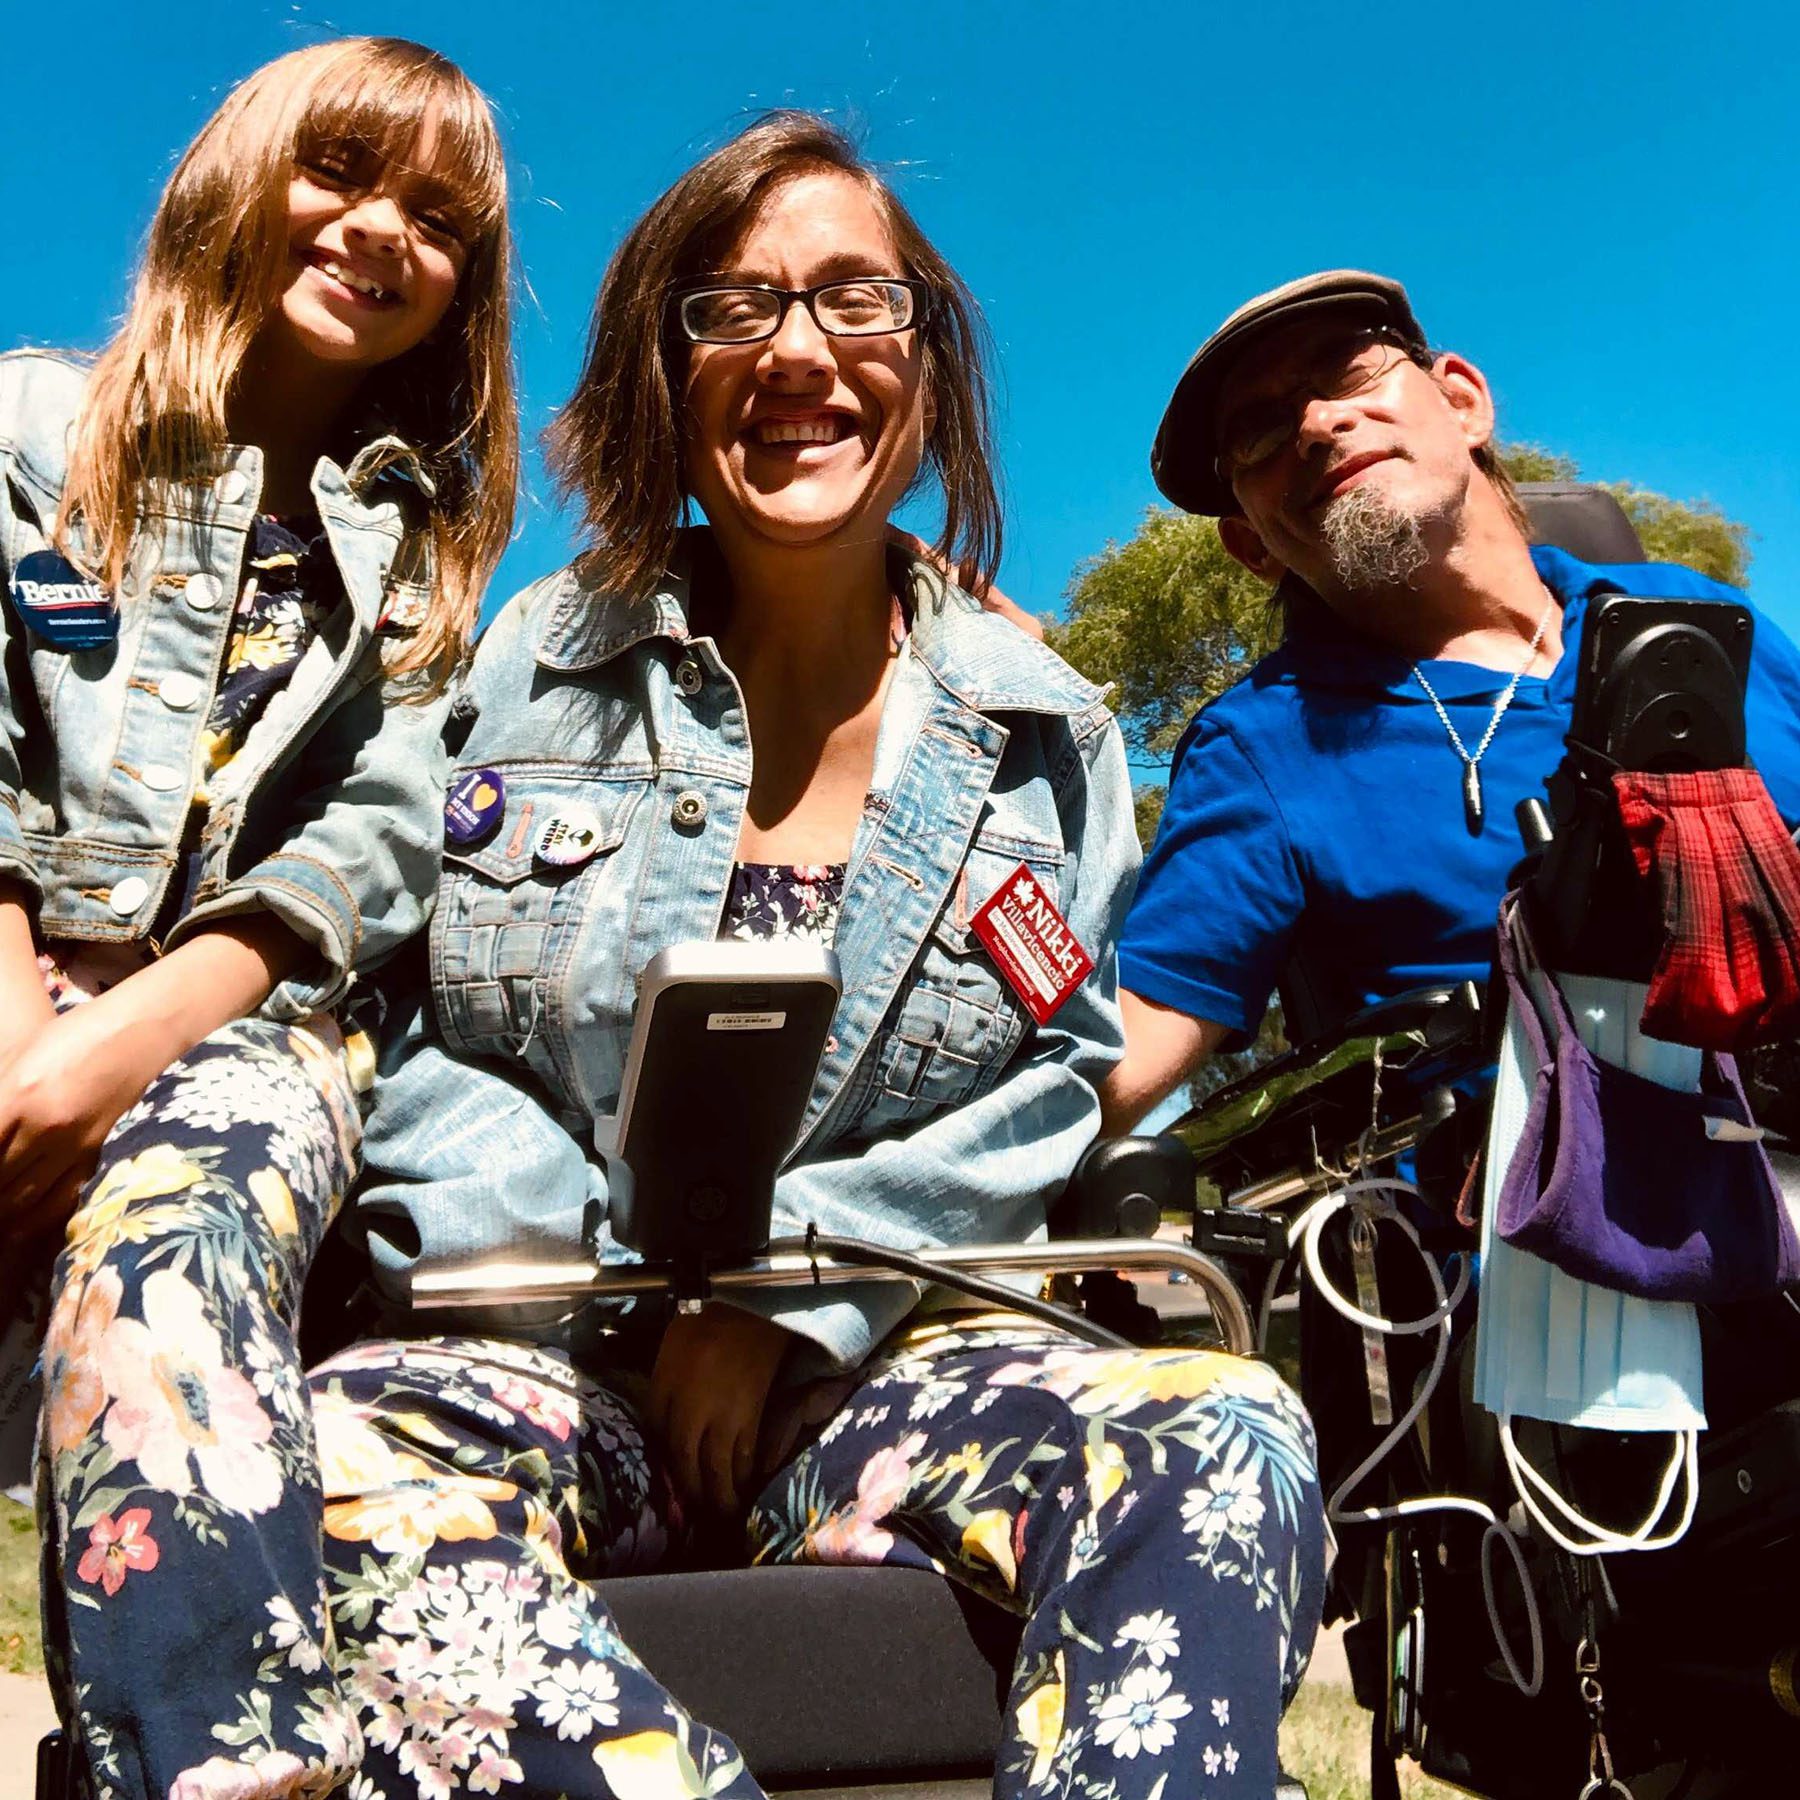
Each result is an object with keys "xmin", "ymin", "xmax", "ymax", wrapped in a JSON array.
[{"xmin": 0, "ymin": 37, "xmax": 516, "ymax": 1797}]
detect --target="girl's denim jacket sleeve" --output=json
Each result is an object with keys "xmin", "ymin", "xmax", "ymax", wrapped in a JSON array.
[
  {"xmin": 0, "ymin": 351, "xmax": 450, "ymax": 1016},
  {"xmin": 359, "ymin": 540, "xmax": 1143, "ymax": 1371}
]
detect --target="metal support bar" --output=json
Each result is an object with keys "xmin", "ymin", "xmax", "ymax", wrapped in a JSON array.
[{"xmin": 411, "ymin": 1237, "xmax": 1256, "ymax": 1355}]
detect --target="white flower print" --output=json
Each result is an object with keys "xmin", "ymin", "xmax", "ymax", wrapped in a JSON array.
[
  {"xmin": 908, "ymin": 1379, "xmax": 967, "ymax": 1421},
  {"xmin": 264, "ymin": 1594, "xmax": 324, "ymax": 1673},
  {"xmin": 1112, "ymin": 1610, "xmax": 1182, "ymax": 1666},
  {"xmin": 1093, "ymin": 1665, "xmax": 1193, "ymax": 1759},
  {"xmin": 970, "ymin": 1386, "xmax": 1002, "ymax": 1415},
  {"xmin": 535, "ymin": 1658, "xmax": 621, "ymax": 1741},
  {"xmin": 816, "ymin": 1410, "xmax": 852, "ymax": 1448},
  {"xmin": 1204, "ymin": 1745, "xmax": 1222, "ymax": 1776},
  {"xmin": 1210, "ymin": 1696, "xmax": 1230, "ymax": 1726},
  {"xmin": 1181, "ymin": 1463, "xmax": 1266, "ymax": 1549},
  {"xmin": 1223, "ymin": 1741, "xmax": 1240, "ymax": 1772}
]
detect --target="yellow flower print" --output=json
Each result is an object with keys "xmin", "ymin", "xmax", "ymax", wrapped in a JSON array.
[
  {"xmin": 1015, "ymin": 1650, "xmax": 1066, "ymax": 1787},
  {"xmin": 247, "ymin": 1169, "xmax": 297, "ymax": 1240},
  {"xmin": 1063, "ymin": 1348, "xmax": 1282, "ymax": 1418},
  {"xmin": 591, "ymin": 1729, "xmax": 705, "ymax": 1798},
  {"xmin": 935, "ymin": 1442, "xmax": 985, "ymax": 1480},
  {"xmin": 65, "ymin": 1144, "xmax": 206, "ymax": 1276},
  {"xmin": 316, "ymin": 1395, "xmax": 515, "ymax": 1553},
  {"xmin": 961, "ymin": 1508, "xmax": 1018, "ymax": 1591},
  {"xmin": 229, "ymin": 623, "xmax": 293, "ymax": 673},
  {"xmin": 1084, "ymin": 1439, "xmax": 1127, "ymax": 1513}
]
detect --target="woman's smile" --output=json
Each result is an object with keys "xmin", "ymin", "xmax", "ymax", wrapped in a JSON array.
[{"xmin": 683, "ymin": 169, "xmax": 926, "ymax": 553}]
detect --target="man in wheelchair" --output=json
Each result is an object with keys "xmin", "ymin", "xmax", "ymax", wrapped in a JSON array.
[{"xmin": 1104, "ymin": 269, "xmax": 1800, "ymax": 1796}]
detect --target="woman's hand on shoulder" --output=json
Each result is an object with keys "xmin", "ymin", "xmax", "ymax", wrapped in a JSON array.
[
  {"xmin": 887, "ymin": 528, "xmax": 1045, "ymax": 641},
  {"xmin": 646, "ymin": 1302, "xmax": 794, "ymax": 1518}
]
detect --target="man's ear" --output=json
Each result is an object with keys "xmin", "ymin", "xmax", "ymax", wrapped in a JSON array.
[
  {"xmin": 1218, "ymin": 513, "xmax": 1284, "ymax": 582},
  {"xmin": 1430, "ymin": 353, "xmax": 1496, "ymax": 454}
]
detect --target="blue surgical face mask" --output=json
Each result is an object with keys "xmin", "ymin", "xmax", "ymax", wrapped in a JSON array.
[{"xmin": 1473, "ymin": 973, "xmax": 1706, "ymax": 1553}]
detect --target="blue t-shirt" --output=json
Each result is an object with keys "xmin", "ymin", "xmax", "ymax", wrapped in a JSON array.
[{"xmin": 1119, "ymin": 546, "xmax": 1800, "ymax": 1042}]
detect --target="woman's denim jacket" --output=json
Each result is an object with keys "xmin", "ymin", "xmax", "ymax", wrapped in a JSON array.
[
  {"xmin": 358, "ymin": 537, "xmax": 1142, "ymax": 1372},
  {"xmin": 0, "ymin": 351, "xmax": 450, "ymax": 1017}
]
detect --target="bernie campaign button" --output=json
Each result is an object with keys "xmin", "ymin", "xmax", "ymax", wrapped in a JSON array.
[
  {"xmin": 9, "ymin": 551, "xmax": 117, "ymax": 650},
  {"xmin": 445, "ymin": 768, "xmax": 506, "ymax": 845},
  {"xmin": 535, "ymin": 809, "xmax": 605, "ymax": 867}
]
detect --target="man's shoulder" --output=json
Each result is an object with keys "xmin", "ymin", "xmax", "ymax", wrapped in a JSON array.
[{"xmin": 1534, "ymin": 541, "xmax": 1744, "ymax": 607}]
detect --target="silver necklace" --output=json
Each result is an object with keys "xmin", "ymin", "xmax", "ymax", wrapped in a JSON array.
[{"xmin": 1410, "ymin": 592, "xmax": 1558, "ymax": 836}]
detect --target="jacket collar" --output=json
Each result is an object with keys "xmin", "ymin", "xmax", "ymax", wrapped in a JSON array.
[{"xmin": 535, "ymin": 529, "xmax": 1106, "ymax": 718}]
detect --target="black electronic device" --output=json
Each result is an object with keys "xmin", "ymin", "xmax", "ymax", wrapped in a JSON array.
[
  {"xmin": 1569, "ymin": 594, "xmax": 1752, "ymax": 773},
  {"xmin": 1534, "ymin": 595, "xmax": 1754, "ymax": 979},
  {"xmin": 602, "ymin": 941, "xmax": 842, "ymax": 1289}
]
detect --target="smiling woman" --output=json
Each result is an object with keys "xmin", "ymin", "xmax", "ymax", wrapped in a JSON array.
[{"xmin": 317, "ymin": 108, "xmax": 1326, "ymax": 1800}]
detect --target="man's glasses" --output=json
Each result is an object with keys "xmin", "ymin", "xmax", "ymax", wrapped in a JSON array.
[
  {"xmin": 671, "ymin": 278, "xmax": 931, "ymax": 346},
  {"xmin": 1215, "ymin": 326, "xmax": 1421, "ymax": 481}
]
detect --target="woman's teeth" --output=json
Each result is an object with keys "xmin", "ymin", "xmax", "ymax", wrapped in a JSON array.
[
  {"xmin": 756, "ymin": 418, "xmax": 847, "ymax": 446},
  {"xmin": 318, "ymin": 259, "xmax": 395, "ymax": 301}
]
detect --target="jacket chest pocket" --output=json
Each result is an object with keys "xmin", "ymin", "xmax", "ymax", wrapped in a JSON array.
[
  {"xmin": 870, "ymin": 839, "xmax": 1065, "ymax": 1124},
  {"xmin": 431, "ymin": 777, "xmax": 643, "ymax": 1063}
]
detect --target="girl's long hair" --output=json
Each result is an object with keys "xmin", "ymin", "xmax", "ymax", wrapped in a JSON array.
[
  {"xmin": 57, "ymin": 36, "xmax": 517, "ymax": 681},
  {"xmin": 546, "ymin": 110, "xmax": 1002, "ymax": 605}
]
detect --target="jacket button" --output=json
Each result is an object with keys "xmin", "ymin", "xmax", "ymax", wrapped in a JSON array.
[
  {"xmin": 158, "ymin": 673, "xmax": 203, "ymax": 710},
  {"xmin": 675, "ymin": 657, "xmax": 704, "ymax": 696},
  {"xmin": 215, "ymin": 470, "xmax": 250, "ymax": 506},
  {"xmin": 671, "ymin": 789, "xmax": 708, "ymax": 830},
  {"xmin": 141, "ymin": 764, "xmax": 185, "ymax": 792},
  {"xmin": 108, "ymin": 876, "xmax": 150, "ymax": 917},
  {"xmin": 186, "ymin": 573, "xmax": 221, "ymax": 611}
]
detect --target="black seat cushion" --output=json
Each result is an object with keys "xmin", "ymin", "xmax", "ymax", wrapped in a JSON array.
[{"xmin": 594, "ymin": 1565, "xmax": 1021, "ymax": 1787}]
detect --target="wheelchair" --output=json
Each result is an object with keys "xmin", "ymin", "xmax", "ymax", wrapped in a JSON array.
[{"xmin": 36, "ymin": 482, "xmax": 1796, "ymax": 1799}]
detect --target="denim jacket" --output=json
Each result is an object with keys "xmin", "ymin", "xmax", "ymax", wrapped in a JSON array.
[
  {"xmin": 0, "ymin": 351, "xmax": 450, "ymax": 1016},
  {"xmin": 358, "ymin": 537, "xmax": 1142, "ymax": 1371}
]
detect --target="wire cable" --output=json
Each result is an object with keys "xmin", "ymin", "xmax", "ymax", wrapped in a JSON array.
[{"xmin": 766, "ymin": 1234, "xmax": 1133, "ymax": 1349}]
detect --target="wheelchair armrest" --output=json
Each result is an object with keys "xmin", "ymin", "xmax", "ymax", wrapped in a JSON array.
[
  {"xmin": 1159, "ymin": 982, "xmax": 1485, "ymax": 1205},
  {"xmin": 1051, "ymin": 1135, "xmax": 1195, "ymax": 1240}
]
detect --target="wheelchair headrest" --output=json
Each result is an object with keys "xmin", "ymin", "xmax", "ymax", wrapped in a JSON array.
[{"xmin": 1519, "ymin": 482, "xmax": 1645, "ymax": 565}]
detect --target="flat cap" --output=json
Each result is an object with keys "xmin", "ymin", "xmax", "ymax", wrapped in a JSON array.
[{"xmin": 1151, "ymin": 270, "xmax": 1426, "ymax": 516}]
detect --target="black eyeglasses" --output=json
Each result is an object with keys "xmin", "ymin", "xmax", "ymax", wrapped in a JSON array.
[
  {"xmin": 670, "ymin": 277, "xmax": 931, "ymax": 346},
  {"xmin": 1215, "ymin": 326, "xmax": 1422, "ymax": 481}
]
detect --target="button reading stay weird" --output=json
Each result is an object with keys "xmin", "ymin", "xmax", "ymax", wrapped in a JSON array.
[{"xmin": 534, "ymin": 809, "xmax": 605, "ymax": 867}]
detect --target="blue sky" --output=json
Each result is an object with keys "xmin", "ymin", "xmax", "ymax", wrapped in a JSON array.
[{"xmin": 8, "ymin": 0, "xmax": 1799, "ymax": 652}]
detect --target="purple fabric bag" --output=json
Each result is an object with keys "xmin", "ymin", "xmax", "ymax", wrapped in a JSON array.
[{"xmin": 1494, "ymin": 896, "xmax": 1800, "ymax": 1305}]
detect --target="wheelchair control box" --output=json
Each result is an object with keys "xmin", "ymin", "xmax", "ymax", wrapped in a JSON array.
[{"xmin": 601, "ymin": 941, "xmax": 842, "ymax": 1277}]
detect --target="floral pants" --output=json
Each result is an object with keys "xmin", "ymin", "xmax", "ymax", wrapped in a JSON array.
[
  {"xmin": 37, "ymin": 1023, "xmax": 1324, "ymax": 1800},
  {"xmin": 303, "ymin": 1319, "xmax": 1324, "ymax": 1800},
  {"xmin": 36, "ymin": 1014, "xmax": 365, "ymax": 1800}
]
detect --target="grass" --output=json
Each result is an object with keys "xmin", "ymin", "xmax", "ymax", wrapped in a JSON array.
[
  {"xmin": 0, "ymin": 1494, "xmax": 41, "ymax": 1676},
  {"xmin": 1281, "ymin": 1685, "xmax": 1466, "ymax": 1798}
]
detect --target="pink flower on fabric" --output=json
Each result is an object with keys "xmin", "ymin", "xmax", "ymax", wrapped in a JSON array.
[
  {"xmin": 43, "ymin": 1264, "xmax": 123, "ymax": 1459},
  {"xmin": 74, "ymin": 1508, "xmax": 160, "ymax": 1596},
  {"xmin": 168, "ymin": 1750, "xmax": 308, "ymax": 1800},
  {"xmin": 809, "ymin": 1431, "xmax": 926, "ymax": 1563},
  {"xmin": 98, "ymin": 1268, "xmax": 281, "ymax": 1515}
]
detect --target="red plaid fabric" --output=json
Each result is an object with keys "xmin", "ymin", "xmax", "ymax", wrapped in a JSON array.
[{"xmin": 1613, "ymin": 767, "xmax": 1800, "ymax": 1050}]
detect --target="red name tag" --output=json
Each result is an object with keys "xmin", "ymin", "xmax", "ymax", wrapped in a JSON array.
[{"xmin": 969, "ymin": 862, "xmax": 1094, "ymax": 1025}]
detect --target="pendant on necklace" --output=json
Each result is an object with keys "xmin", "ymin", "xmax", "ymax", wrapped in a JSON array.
[{"xmin": 1462, "ymin": 762, "xmax": 1484, "ymax": 836}]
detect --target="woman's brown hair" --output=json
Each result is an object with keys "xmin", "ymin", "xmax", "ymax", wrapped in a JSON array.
[
  {"xmin": 546, "ymin": 110, "xmax": 1002, "ymax": 604},
  {"xmin": 57, "ymin": 37, "xmax": 518, "ymax": 682}
]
